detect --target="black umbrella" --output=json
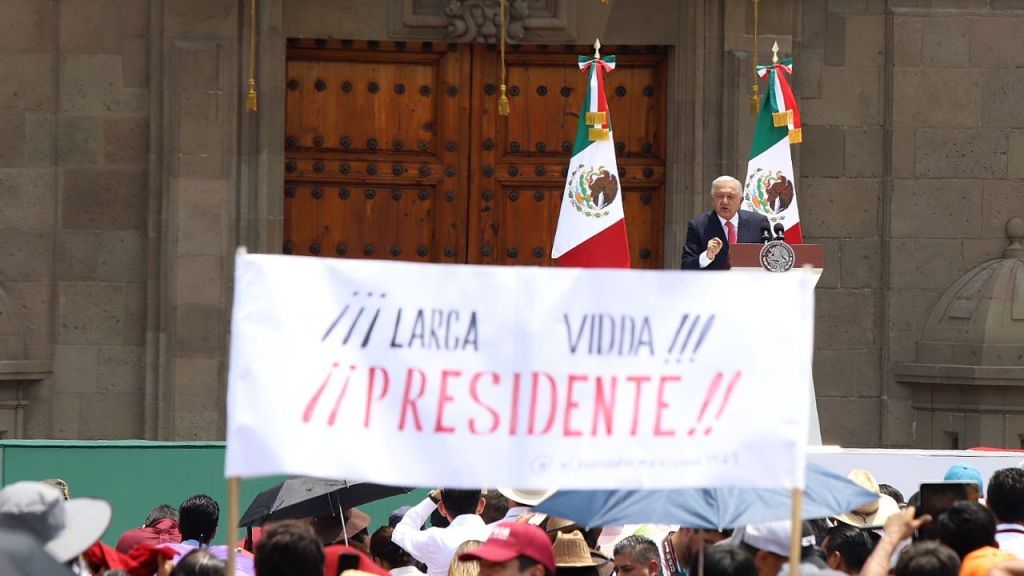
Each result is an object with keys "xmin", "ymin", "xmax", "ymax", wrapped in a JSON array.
[{"xmin": 239, "ymin": 477, "xmax": 413, "ymax": 527}]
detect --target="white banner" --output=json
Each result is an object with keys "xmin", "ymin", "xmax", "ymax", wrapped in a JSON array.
[{"xmin": 225, "ymin": 253, "xmax": 816, "ymax": 490}]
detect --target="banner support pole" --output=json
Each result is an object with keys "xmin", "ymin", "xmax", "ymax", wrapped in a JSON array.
[
  {"xmin": 789, "ymin": 487, "xmax": 803, "ymax": 576},
  {"xmin": 227, "ymin": 476, "xmax": 240, "ymax": 575}
]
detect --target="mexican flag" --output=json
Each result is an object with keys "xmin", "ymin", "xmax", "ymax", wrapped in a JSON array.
[
  {"xmin": 743, "ymin": 58, "xmax": 804, "ymax": 244},
  {"xmin": 551, "ymin": 54, "xmax": 630, "ymax": 268}
]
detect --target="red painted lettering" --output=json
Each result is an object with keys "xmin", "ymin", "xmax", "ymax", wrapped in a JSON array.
[
  {"xmin": 363, "ymin": 366, "xmax": 390, "ymax": 428},
  {"xmin": 626, "ymin": 375, "xmax": 651, "ymax": 436},
  {"xmin": 509, "ymin": 372, "xmax": 521, "ymax": 435},
  {"xmin": 654, "ymin": 375, "xmax": 679, "ymax": 437},
  {"xmin": 592, "ymin": 375, "xmax": 617, "ymax": 436},
  {"xmin": 469, "ymin": 371, "xmax": 501, "ymax": 435},
  {"xmin": 399, "ymin": 368, "xmax": 427, "ymax": 431},
  {"xmin": 303, "ymin": 362, "xmax": 339, "ymax": 423},
  {"xmin": 528, "ymin": 372, "xmax": 558, "ymax": 435},
  {"xmin": 327, "ymin": 365, "xmax": 358, "ymax": 427},
  {"xmin": 434, "ymin": 369, "xmax": 461, "ymax": 433},
  {"xmin": 563, "ymin": 374, "xmax": 586, "ymax": 437}
]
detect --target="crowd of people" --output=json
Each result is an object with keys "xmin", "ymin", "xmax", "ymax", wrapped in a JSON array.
[{"xmin": 6, "ymin": 467, "xmax": 1024, "ymax": 576}]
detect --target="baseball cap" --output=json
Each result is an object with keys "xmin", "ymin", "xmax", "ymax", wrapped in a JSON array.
[
  {"xmin": 460, "ymin": 522, "xmax": 556, "ymax": 576},
  {"xmin": 944, "ymin": 464, "xmax": 985, "ymax": 496},
  {"xmin": 0, "ymin": 481, "xmax": 112, "ymax": 563}
]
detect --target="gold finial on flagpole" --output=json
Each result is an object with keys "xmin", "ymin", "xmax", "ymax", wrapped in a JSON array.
[
  {"xmin": 772, "ymin": 41, "xmax": 780, "ymax": 65},
  {"xmin": 594, "ymin": 38, "xmax": 601, "ymax": 59}
]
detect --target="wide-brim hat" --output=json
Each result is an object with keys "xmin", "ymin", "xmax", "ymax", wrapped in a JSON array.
[
  {"xmin": 344, "ymin": 507, "xmax": 370, "ymax": 535},
  {"xmin": 0, "ymin": 481, "xmax": 112, "ymax": 563},
  {"xmin": 834, "ymin": 469, "xmax": 901, "ymax": 528},
  {"xmin": 497, "ymin": 488, "xmax": 555, "ymax": 507},
  {"xmin": 554, "ymin": 530, "xmax": 597, "ymax": 567}
]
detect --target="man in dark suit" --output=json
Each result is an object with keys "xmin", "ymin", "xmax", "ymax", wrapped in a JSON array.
[{"xmin": 681, "ymin": 175, "xmax": 770, "ymax": 270}]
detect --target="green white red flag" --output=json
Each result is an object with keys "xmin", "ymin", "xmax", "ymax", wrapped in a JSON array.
[
  {"xmin": 743, "ymin": 57, "xmax": 804, "ymax": 244},
  {"xmin": 551, "ymin": 54, "xmax": 630, "ymax": 268}
]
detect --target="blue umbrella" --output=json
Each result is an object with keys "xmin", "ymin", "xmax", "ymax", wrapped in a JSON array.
[{"xmin": 533, "ymin": 463, "xmax": 878, "ymax": 530}]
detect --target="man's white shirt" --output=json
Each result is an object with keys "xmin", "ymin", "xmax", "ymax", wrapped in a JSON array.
[
  {"xmin": 996, "ymin": 523, "xmax": 1024, "ymax": 558},
  {"xmin": 392, "ymin": 497, "xmax": 492, "ymax": 576}
]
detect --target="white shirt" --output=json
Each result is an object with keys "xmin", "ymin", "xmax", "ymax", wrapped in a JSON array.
[
  {"xmin": 391, "ymin": 565, "xmax": 427, "ymax": 576},
  {"xmin": 996, "ymin": 523, "xmax": 1024, "ymax": 558},
  {"xmin": 698, "ymin": 213, "xmax": 740, "ymax": 268},
  {"xmin": 392, "ymin": 497, "xmax": 492, "ymax": 576}
]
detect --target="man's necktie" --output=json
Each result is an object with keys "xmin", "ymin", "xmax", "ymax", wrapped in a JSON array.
[{"xmin": 726, "ymin": 220, "xmax": 737, "ymax": 244}]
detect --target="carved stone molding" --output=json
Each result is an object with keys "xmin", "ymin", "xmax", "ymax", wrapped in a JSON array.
[{"xmin": 388, "ymin": 0, "xmax": 577, "ymax": 43}]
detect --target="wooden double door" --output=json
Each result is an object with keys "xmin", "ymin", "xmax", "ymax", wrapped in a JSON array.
[{"xmin": 283, "ymin": 39, "xmax": 667, "ymax": 267}]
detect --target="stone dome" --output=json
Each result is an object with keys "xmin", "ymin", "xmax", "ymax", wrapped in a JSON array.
[{"xmin": 913, "ymin": 218, "xmax": 1024, "ymax": 368}]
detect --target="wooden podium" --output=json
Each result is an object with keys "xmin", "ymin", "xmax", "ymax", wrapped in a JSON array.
[{"xmin": 727, "ymin": 243, "xmax": 825, "ymax": 271}]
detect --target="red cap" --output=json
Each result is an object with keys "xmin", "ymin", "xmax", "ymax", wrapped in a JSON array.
[{"xmin": 460, "ymin": 523, "xmax": 555, "ymax": 576}]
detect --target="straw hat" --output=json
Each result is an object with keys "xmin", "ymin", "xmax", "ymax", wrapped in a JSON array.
[
  {"xmin": 554, "ymin": 531, "xmax": 597, "ymax": 567},
  {"xmin": 498, "ymin": 488, "xmax": 556, "ymax": 506},
  {"xmin": 834, "ymin": 469, "xmax": 900, "ymax": 528}
]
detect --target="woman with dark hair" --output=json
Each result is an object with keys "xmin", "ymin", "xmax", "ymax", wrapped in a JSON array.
[{"xmin": 170, "ymin": 549, "xmax": 227, "ymax": 576}]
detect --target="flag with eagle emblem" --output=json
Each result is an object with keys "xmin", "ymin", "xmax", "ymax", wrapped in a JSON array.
[{"xmin": 551, "ymin": 53, "xmax": 630, "ymax": 268}]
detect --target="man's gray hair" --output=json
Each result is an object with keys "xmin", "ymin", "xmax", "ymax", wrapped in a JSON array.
[
  {"xmin": 709, "ymin": 175, "xmax": 743, "ymax": 196},
  {"xmin": 614, "ymin": 535, "xmax": 660, "ymax": 565}
]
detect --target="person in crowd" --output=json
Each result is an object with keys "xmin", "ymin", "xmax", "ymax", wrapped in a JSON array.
[
  {"xmin": 117, "ymin": 503, "xmax": 181, "ymax": 553},
  {"xmin": 662, "ymin": 528, "xmax": 733, "ymax": 576},
  {"xmin": 552, "ymin": 530, "xmax": 601, "ymax": 576},
  {"xmin": 179, "ymin": 494, "xmax": 221, "ymax": 549},
  {"xmin": 324, "ymin": 543, "xmax": 390, "ymax": 576},
  {"xmin": 820, "ymin": 524, "xmax": 873, "ymax": 575},
  {"xmin": 481, "ymin": 491, "xmax": 509, "ymax": 525},
  {"xmin": 988, "ymin": 468, "xmax": 1024, "ymax": 558},
  {"xmin": 833, "ymin": 470, "xmax": 901, "ymax": 528},
  {"xmin": 392, "ymin": 488, "xmax": 491, "ymax": 576},
  {"xmin": 459, "ymin": 523, "xmax": 556, "ymax": 576},
  {"xmin": 170, "ymin": 548, "xmax": 227, "ymax": 576},
  {"xmin": 346, "ymin": 508, "xmax": 373, "ymax": 554},
  {"xmin": 879, "ymin": 484, "xmax": 906, "ymax": 508},
  {"xmin": 681, "ymin": 175, "xmax": 770, "ymax": 270},
  {"xmin": 693, "ymin": 546, "xmax": 757, "ymax": 576},
  {"xmin": 254, "ymin": 520, "xmax": 325, "ymax": 576},
  {"xmin": 43, "ymin": 478, "xmax": 71, "ymax": 500},
  {"xmin": 372, "ymin": 525, "xmax": 427, "ymax": 576},
  {"xmin": 449, "ymin": 540, "xmax": 483, "ymax": 576},
  {"xmin": 944, "ymin": 464, "xmax": 985, "ymax": 498},
  {"xmin": 311, "ymin": 507, "xmax": 372, "ymax": 552},
  {"xmin": 739, "ymin": 521, "xmax": 824, "ymax": 576},
  {"xmin": 937, "ymin": 501, "xmax": 1015, "ymax": 574},
  {"xmin": 894, "ymin": 542, "xmax": 960, "ymax": 576},
  {"xmin": 391, "ymin": 506, "xmax": 413, "ymax": 528},
  {"xmin": 612, "ymin": 535, "xmax": 661, "ymax": 576},
  {"xmin": 0, "ymin": 480, "xmax": 111, "ymax": 572},
  {"xmin": 492, "ymin": 489, "xmax": 554, "ymax": 525},
  {"xmin": 861, "ymin": 507, "xmax": 932, "ymax": 576}
]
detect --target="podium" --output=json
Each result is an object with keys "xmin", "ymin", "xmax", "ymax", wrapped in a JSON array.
[{"xmin": 728, "ymin": 242, "xmax": 825, "ymax": 271}]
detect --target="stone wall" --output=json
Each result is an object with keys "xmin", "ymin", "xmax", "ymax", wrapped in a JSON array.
[
  {"xmin": 0, "ymin": 0, "xmax": 243, "ymax": 440},
  {"xmin": 2, "ymin": 0, "xmax": 1022, "ymax": 447}
]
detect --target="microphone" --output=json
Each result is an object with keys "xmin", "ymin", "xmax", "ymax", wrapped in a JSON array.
[
  {"xmin": 773, "ymin": 223, "xmax": 785, "ymax": 241},
  {"xmin": 760, "ymin": 223, "xmax": 771, "ymax": 244}
]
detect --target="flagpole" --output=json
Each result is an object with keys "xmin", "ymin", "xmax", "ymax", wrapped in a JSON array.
[
  {"xmin": 789, "ymin": 488, "xmax": 803, "ymax": 576},
  {"xmin": 227, "ymin": 476, "xmax": 240, "ymax": 574}
]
